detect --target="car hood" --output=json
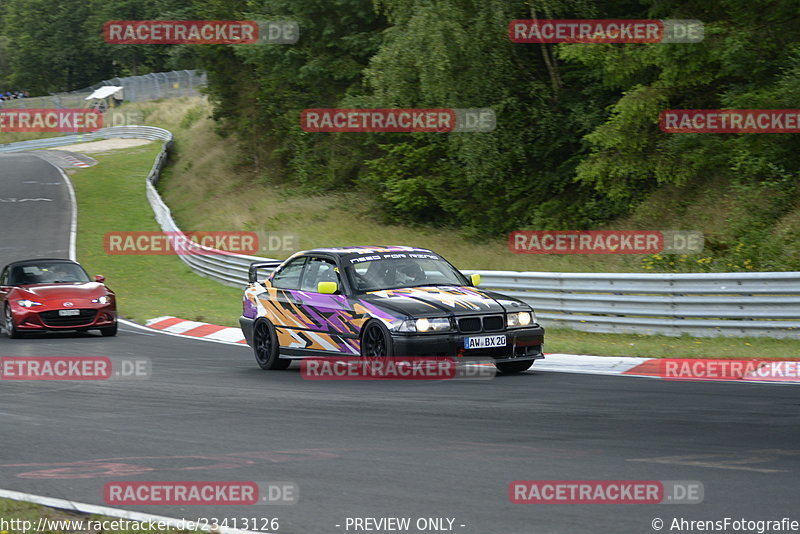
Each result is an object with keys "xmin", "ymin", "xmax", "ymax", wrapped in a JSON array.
[
  {"xmin": 361, "ymin": 285, "xmax": 528, "ymax": 317},
  {"xmin": 15, "ymin": 283, "xmax": 107, "ymax": 300}
]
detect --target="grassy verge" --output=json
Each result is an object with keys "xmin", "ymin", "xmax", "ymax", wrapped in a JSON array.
[
  {"xmin": 0, "ymin": 498, "xmax": 196, "ymax": 534},
  {"xmin": 0, "ymin": 130, "xmax": 68, "ymax": 144},
  {"xmin": 60, "ymin": 100, "xmax": 798, "ymax": 358},
  {"xmin": 547, "ymin": 328, "xmax": 800, "ymax": 359},
  {"xmin": 70, "ymin": 144, "xmax": 242, "ymax": 326}
]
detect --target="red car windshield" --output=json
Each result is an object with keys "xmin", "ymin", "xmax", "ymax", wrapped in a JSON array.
[{"xmin": 9, "ymin": 262, "xmax": 91, "ymax": 285}]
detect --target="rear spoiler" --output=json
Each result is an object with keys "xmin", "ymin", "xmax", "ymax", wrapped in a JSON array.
[{"xmin": 248, "ymin": 260, "xmax": 283, "ymax": 283}]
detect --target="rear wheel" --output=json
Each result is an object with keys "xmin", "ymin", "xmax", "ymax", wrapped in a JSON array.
[
  {"xmin": 360, "ymin": 321, "xmax": 394, "ymax": 358},
  {"xmin": 100, "ymin": 322, "xmax": 118, "ymax": 337},
  {"xmin": 4, "ymin": 305, "xmax": 23, "ymax": 339},
  {"xmin": 496, "ymin": 360, "xmax": 534, "ymax": 374},
  {"xmin": 253, "ymin": 319, "xmax": 290, "ymax": 370}
]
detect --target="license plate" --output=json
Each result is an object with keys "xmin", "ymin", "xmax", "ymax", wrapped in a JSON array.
[
  {"xmin": 58, "ymin": 309, "xmax": 80, "ymax": 316},
  {"xmin": 464, "ymin": 335, "xmax": 506, "ymax": 349}
]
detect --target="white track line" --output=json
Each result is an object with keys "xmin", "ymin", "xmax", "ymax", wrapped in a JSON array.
[
  {"xmin": 0, "ymin": 488, "xmax": 266, "ymax": 534},
  {"xmin": 51, "ymin": 163, "xmax": 77, "ymax": 262}
]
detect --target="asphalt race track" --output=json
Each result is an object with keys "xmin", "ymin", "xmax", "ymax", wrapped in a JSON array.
[
  {"xmin": 0, "ymin": 154, "xmax": 73, "ymax": 261},
  {"xmin": 1, "ymin": 156, "xmax": 799, "ymax": 534}
]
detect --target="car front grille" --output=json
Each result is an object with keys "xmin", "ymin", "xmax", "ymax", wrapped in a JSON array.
[
  {"xmin": 458, "ymin": 317, "xmax": 482, "ymax": 333},
  {"xmin": 458, "ymin": 315, "xmax": 504, "ymax": 333},
  {"xmin": 482, "ymin": 315, "xmax": 504, "ymax": 332},
  {"xmin": 40, "ymin": 309, "xmax": 97, "ymax": 327}
]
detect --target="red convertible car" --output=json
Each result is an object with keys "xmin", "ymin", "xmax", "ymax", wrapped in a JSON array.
[{"xmin": 0, "ymin": 258, "xmax": 117, "ymax": 338}]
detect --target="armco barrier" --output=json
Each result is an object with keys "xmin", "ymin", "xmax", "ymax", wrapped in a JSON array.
[
  {"xmin": 2, "ymin": 126, "xmax": 798, "ymax": 338},
  {"xmin": 461, "ymin": 270, "xmax": 800, "ymax": 338},
  {"xmin": 0, "ymin": 69, "xmax": 206, "ymax": 110},
  {"xmin": 0, "ymin": 126, "xmax": 172, "ymax": 152}
]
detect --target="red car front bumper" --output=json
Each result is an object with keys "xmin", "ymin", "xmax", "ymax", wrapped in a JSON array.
[{"xmin": 10, "ymin": 301, "xmax": 117, "ymax": 332}]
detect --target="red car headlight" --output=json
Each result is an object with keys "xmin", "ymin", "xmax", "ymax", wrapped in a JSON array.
[{"xmin": 16, "ymin": 299, "xmax": 43, "ymax": 308}]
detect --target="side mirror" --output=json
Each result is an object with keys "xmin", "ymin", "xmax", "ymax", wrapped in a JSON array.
[
  {"xmin": 470, "ymin": 273, "xmax": 481, "ymax": 286},
  {"xmin": 248, "ymin": 260, "xmax": 283, "ymax": 284},
  {"xmin": 317, "ymin": 281, "xmax": 338, "ymax": 294},
  {"xmin": 95, "ymin": 275, "xmax": 106, "ymax": 283}
]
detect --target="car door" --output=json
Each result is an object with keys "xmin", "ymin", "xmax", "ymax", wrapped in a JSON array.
[
  {"xmin": 294, "ymin": 256, "xmax": 361, "ymax": 355},
  {"xmin": 265, "ymin": 256, "xmax": 308, "ymax": 345}
]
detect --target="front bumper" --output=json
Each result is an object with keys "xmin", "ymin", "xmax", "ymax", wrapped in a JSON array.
[
  {"xmin": 240, "ymin": 316, "xmax": 255, "ymax": 346},
  {"xmin": 240, "ymin": 316, "xmax": 544, "ymax": 361},
  {"xmin": 391, "ymin": 325, "xmax": 545, "ymax": 362},
  {"xmin": 12, "ymin": 304, "xmax": 117, "ymax": 332}
]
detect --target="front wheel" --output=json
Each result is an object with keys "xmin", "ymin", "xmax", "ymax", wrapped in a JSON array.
[
  {"xmin": 100, "ymin": 323, "xmax": 118, "ymax": 337},
  {"xmin": 496, "ymin": 360, "xmax": 534, "ymax": 374},
  {"xmin": 4, "ymin": 305, "xmax": 23, "ymax": 339},
  {"xmin": 360, "ymin": 321, "xmax": 394, "ymax": 358},
  {"xmin": 253, "ymin": 319, "xmax": 290, "ymax": 370}
]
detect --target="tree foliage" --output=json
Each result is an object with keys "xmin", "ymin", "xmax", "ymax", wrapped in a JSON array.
[{"xmin": 3, "ymin": 0, "xmax": 798, "ymax": 268}]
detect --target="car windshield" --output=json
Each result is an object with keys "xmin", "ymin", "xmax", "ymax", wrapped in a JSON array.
[
  {"xmin": 9, "ymin": 262, "xmax": 91, "ymax": 285},
  {"xmin": 345, "ymin": 253, "xmax": 468, "ymax": 292}
]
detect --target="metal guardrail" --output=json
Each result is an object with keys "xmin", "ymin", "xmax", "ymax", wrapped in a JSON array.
[
  {"xmin": 0, "ymin": 70, "xmax": 206, "ymax": 110},
  {"xmin": 461, "ymin": 270, "xmax": 800, "ymax": 338},
  {"xmin": 139, "ymin": 128, "xmax": 274, "ymax": 287},
  {"xmin": 0, "ymin": 126, "xmax": 172, "ymax": 152},
  {"xmin": 2, "ymin": 127, "xmax": 798, "ymax": 338}
]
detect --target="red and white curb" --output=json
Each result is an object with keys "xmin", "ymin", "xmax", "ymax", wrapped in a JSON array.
[
  {"xmin": 145, "ymin": 316, "xmax": 247, "ymax": 344},
  {"xmin": 140, "ymin": 317, "xmax": 798, "ymax": 384},
  {"xmin": 539, "ymin": 354, "xmax": 800, "ymax": 384},
  {"xmin": 63, "ymin": 154, "xmax": 92, "ymax": 167},
  {"xmin": 537, "ymin": 354, "xmax": 647, "ymax": 376}
]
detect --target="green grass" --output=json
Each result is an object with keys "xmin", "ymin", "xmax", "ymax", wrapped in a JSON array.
[
  {"xmin": 0, "ymin": 130, "xmax": 68, "ymax": 144},
  {"xmin": 547, "ymin": 328, "xmax": 800, "ymax": 359},
  {"xmin": 71, "ymin": 144, "xmax": 243, "ymax": 326},
  {"xmin": 0, "ymin": 498, "xmax": 197, "ymax": 534}
]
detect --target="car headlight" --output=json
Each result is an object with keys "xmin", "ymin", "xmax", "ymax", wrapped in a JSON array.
[
  {"xmin": 390, "ymin": 317, "xmax": 452, "ymax": 333},
  {"xmin": 16, "ymin": 299, "xmax": 42, "ymax": 308},
  {"xmin": 507, "ymin": 311, "xmax": 534, "ymax": 328},
  {"xmin": 91, "ymin": 295, "xmax": 111, "ymax": 304}
]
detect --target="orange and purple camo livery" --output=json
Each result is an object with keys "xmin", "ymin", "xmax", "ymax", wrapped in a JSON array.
[{"xmin": 239, "ymin": 246, "xmax": 544, "ymax": 374}]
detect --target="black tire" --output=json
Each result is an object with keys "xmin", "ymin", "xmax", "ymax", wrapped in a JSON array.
[
  {"xmin": 496, "ymin": 360, "xmax": 534, "ymax": 374},
  {"xmin": 4, "ymin": 305, "xmax": 23, "ymax": 339},
  {"xmin": 253, "ymin": 319, "xmax": 290, "ymax": 370},
  {"xmin": 100, "ymin": 322, "xmax": 118, "ymax": 337},
  {"xmin": 360, "ymin": 320, "xmax": 394, "ymax": 358}
]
